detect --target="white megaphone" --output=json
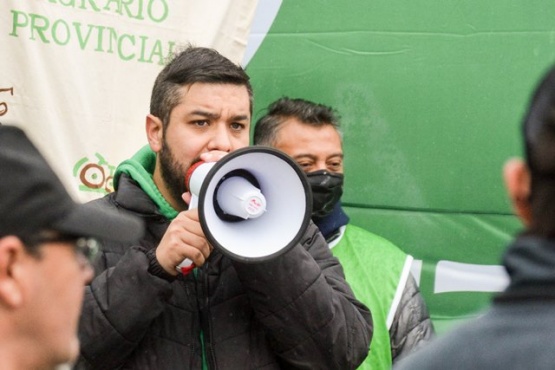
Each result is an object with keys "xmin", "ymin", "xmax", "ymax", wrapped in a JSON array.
[{"xmin": 176, "ymin": 146, "xmax": 312, "ymax": 274}]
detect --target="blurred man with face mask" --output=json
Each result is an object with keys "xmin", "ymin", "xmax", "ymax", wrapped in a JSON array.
[{"xmin": 254, "ymin": 97, "xmax": 435, "ymax": 369}]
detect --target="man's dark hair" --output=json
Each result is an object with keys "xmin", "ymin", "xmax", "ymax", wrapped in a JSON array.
[
  {"xmin": 523, "ymin": 65, "xmax": 555, "ymax": 236},
  {"xmin": 253, "ymin": 97, "xmax": 341, "ymax": 146},
  {"xmin": 150, "ymin": 45, "xmax": 253, "ymax": 128}
]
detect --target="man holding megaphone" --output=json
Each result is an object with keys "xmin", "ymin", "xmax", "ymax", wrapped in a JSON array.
[{"xmin": 75, "ymin": 46, "xmax": 372, "ymax": 370}]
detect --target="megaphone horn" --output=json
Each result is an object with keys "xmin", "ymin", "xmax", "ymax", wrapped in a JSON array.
[{"xmin": 176, "ymin": 146, "xmax": 312, "ymax": 274}]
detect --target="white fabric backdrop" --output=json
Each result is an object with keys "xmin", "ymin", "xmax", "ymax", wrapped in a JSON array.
[{"xmin": 0, "ymin": 0, "xmax": 260, "ymax": 201}]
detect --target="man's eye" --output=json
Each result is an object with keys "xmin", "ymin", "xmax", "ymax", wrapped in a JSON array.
[
  {"xmin": 193, "ymin": 120, "xmax": 209, "ymax": 127},
  {"xmin": 326, "ymin": 163, "xmax": 341, "ymax": 172},
  {"xmin": 230, "ymin": 122, "xmax": 245, "ymax": 131}
]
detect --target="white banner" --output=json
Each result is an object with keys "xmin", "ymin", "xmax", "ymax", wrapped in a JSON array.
[{"xmin": 1, "ymin": 0, "xmax": 258, "ymax": 201}]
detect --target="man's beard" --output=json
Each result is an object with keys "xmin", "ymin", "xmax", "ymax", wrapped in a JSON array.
[{"xmin": 159, "ymin": 137, "xmax": 190, "ymax": 210}]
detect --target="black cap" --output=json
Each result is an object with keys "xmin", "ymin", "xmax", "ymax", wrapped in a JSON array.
[{"xmin": 0, "ymin": 125, "xmax": 143, "ymax": 242}]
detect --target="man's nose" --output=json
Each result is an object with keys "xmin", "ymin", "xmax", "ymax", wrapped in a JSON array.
[
  {"xmin": 315, "ymin": 161, "xmax": 328, "ymax": 171},
  {"xmin": 207, "ymin": 124, "xmax": 232, "ymax": 152}
]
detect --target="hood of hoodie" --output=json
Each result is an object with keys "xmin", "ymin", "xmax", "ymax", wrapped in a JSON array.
[{"xmin": 114, "ymin": 145, "xmax": 179, "ymax": 220}]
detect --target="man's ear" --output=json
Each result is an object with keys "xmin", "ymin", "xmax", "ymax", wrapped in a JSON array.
[
  {"xmin": 0, "ymin": 236, "xmax": 25, "ymax": 309},
  {"xmin": 503, "ymin": 158, "xmax": 533, "ymax": 226},
  {"xmin": 146, "ymin": 114, "xmax": 164, "ymax": 153}
]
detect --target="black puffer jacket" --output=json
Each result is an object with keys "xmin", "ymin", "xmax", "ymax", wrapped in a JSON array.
[{"xmin": 76, "ymin": 174, "xmax": 372, "ymax": 370}]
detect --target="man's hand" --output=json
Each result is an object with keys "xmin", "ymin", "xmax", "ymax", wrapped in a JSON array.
[
  {"xmin": 156, "ymin": 150, "xmax": 232, "ymax": 275},
  {"xmin": 155, "ymin": 208, "xmax": 212, "ymax": 276}
]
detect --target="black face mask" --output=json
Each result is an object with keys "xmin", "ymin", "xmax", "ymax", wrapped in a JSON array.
[{"xmin": 306, "ymin": 170, "xmax": 344, "ymax": 220}]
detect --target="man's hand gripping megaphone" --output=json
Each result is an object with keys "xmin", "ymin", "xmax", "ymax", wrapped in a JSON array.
[
  {"xmin": 170, "ymin": 150, "xmax": 267, "ymax": 275},
  {"xmin": 154, "ymin": 151, "xmax": 227, "ymax": 278}
]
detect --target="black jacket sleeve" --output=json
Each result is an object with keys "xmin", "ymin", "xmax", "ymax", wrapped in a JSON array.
[{"xmin": 232, "ymin": 221, "xmax": 373, "ymax": 370}]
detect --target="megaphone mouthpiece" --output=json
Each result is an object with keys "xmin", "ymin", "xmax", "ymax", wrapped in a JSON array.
[
  {"xmin": 215, "ymin": 171, "xmax": 266, "ymax": 220},
  {"xmin": 185, "ymin": 160, "xmax": 206, "ymax": 191}
]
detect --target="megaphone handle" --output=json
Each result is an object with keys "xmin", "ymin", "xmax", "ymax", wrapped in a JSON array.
[
  {"xmin": 176, "ymin": 258, "xmax": 195, "ymax": 275},
  {"xmin": 175, "ymin": 193, "xmax": 200, "ymax": 275}
]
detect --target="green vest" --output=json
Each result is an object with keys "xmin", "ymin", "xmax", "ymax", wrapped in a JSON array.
[{"xmin": 330, "ymin": 224, "xmax": 411, "ymax": 370}]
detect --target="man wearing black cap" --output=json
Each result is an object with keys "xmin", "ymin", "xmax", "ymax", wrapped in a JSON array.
[
  {"xmin": 394, "ymin": 65, "xmax": 555, "ymax": 370},
  {"xmin": 0, "ymin": 125, "xmax": 143, "ymax": 370}
]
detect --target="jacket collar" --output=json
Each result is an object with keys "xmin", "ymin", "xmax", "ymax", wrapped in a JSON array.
[
  {"xmin": 495, "ymin": 235, "xmax": 555, "ymax": 302},
  {"xmin": 313, "ymin": 202, "xmax": 349, "ymax": 242}
]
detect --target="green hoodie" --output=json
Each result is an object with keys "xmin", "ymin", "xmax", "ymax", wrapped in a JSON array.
[{"xmin": 113, "ymin": 145, "xmax": 179, "ymax": 220}]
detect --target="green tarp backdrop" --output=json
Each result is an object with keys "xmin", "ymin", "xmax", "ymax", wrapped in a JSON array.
[
  {"xmin": 246, "ymin": 0, "xmax": 555, "ymax": 334},
  {"xmin": 4, "ymin": 0, "xmax": 555, "ymax": 337}
]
